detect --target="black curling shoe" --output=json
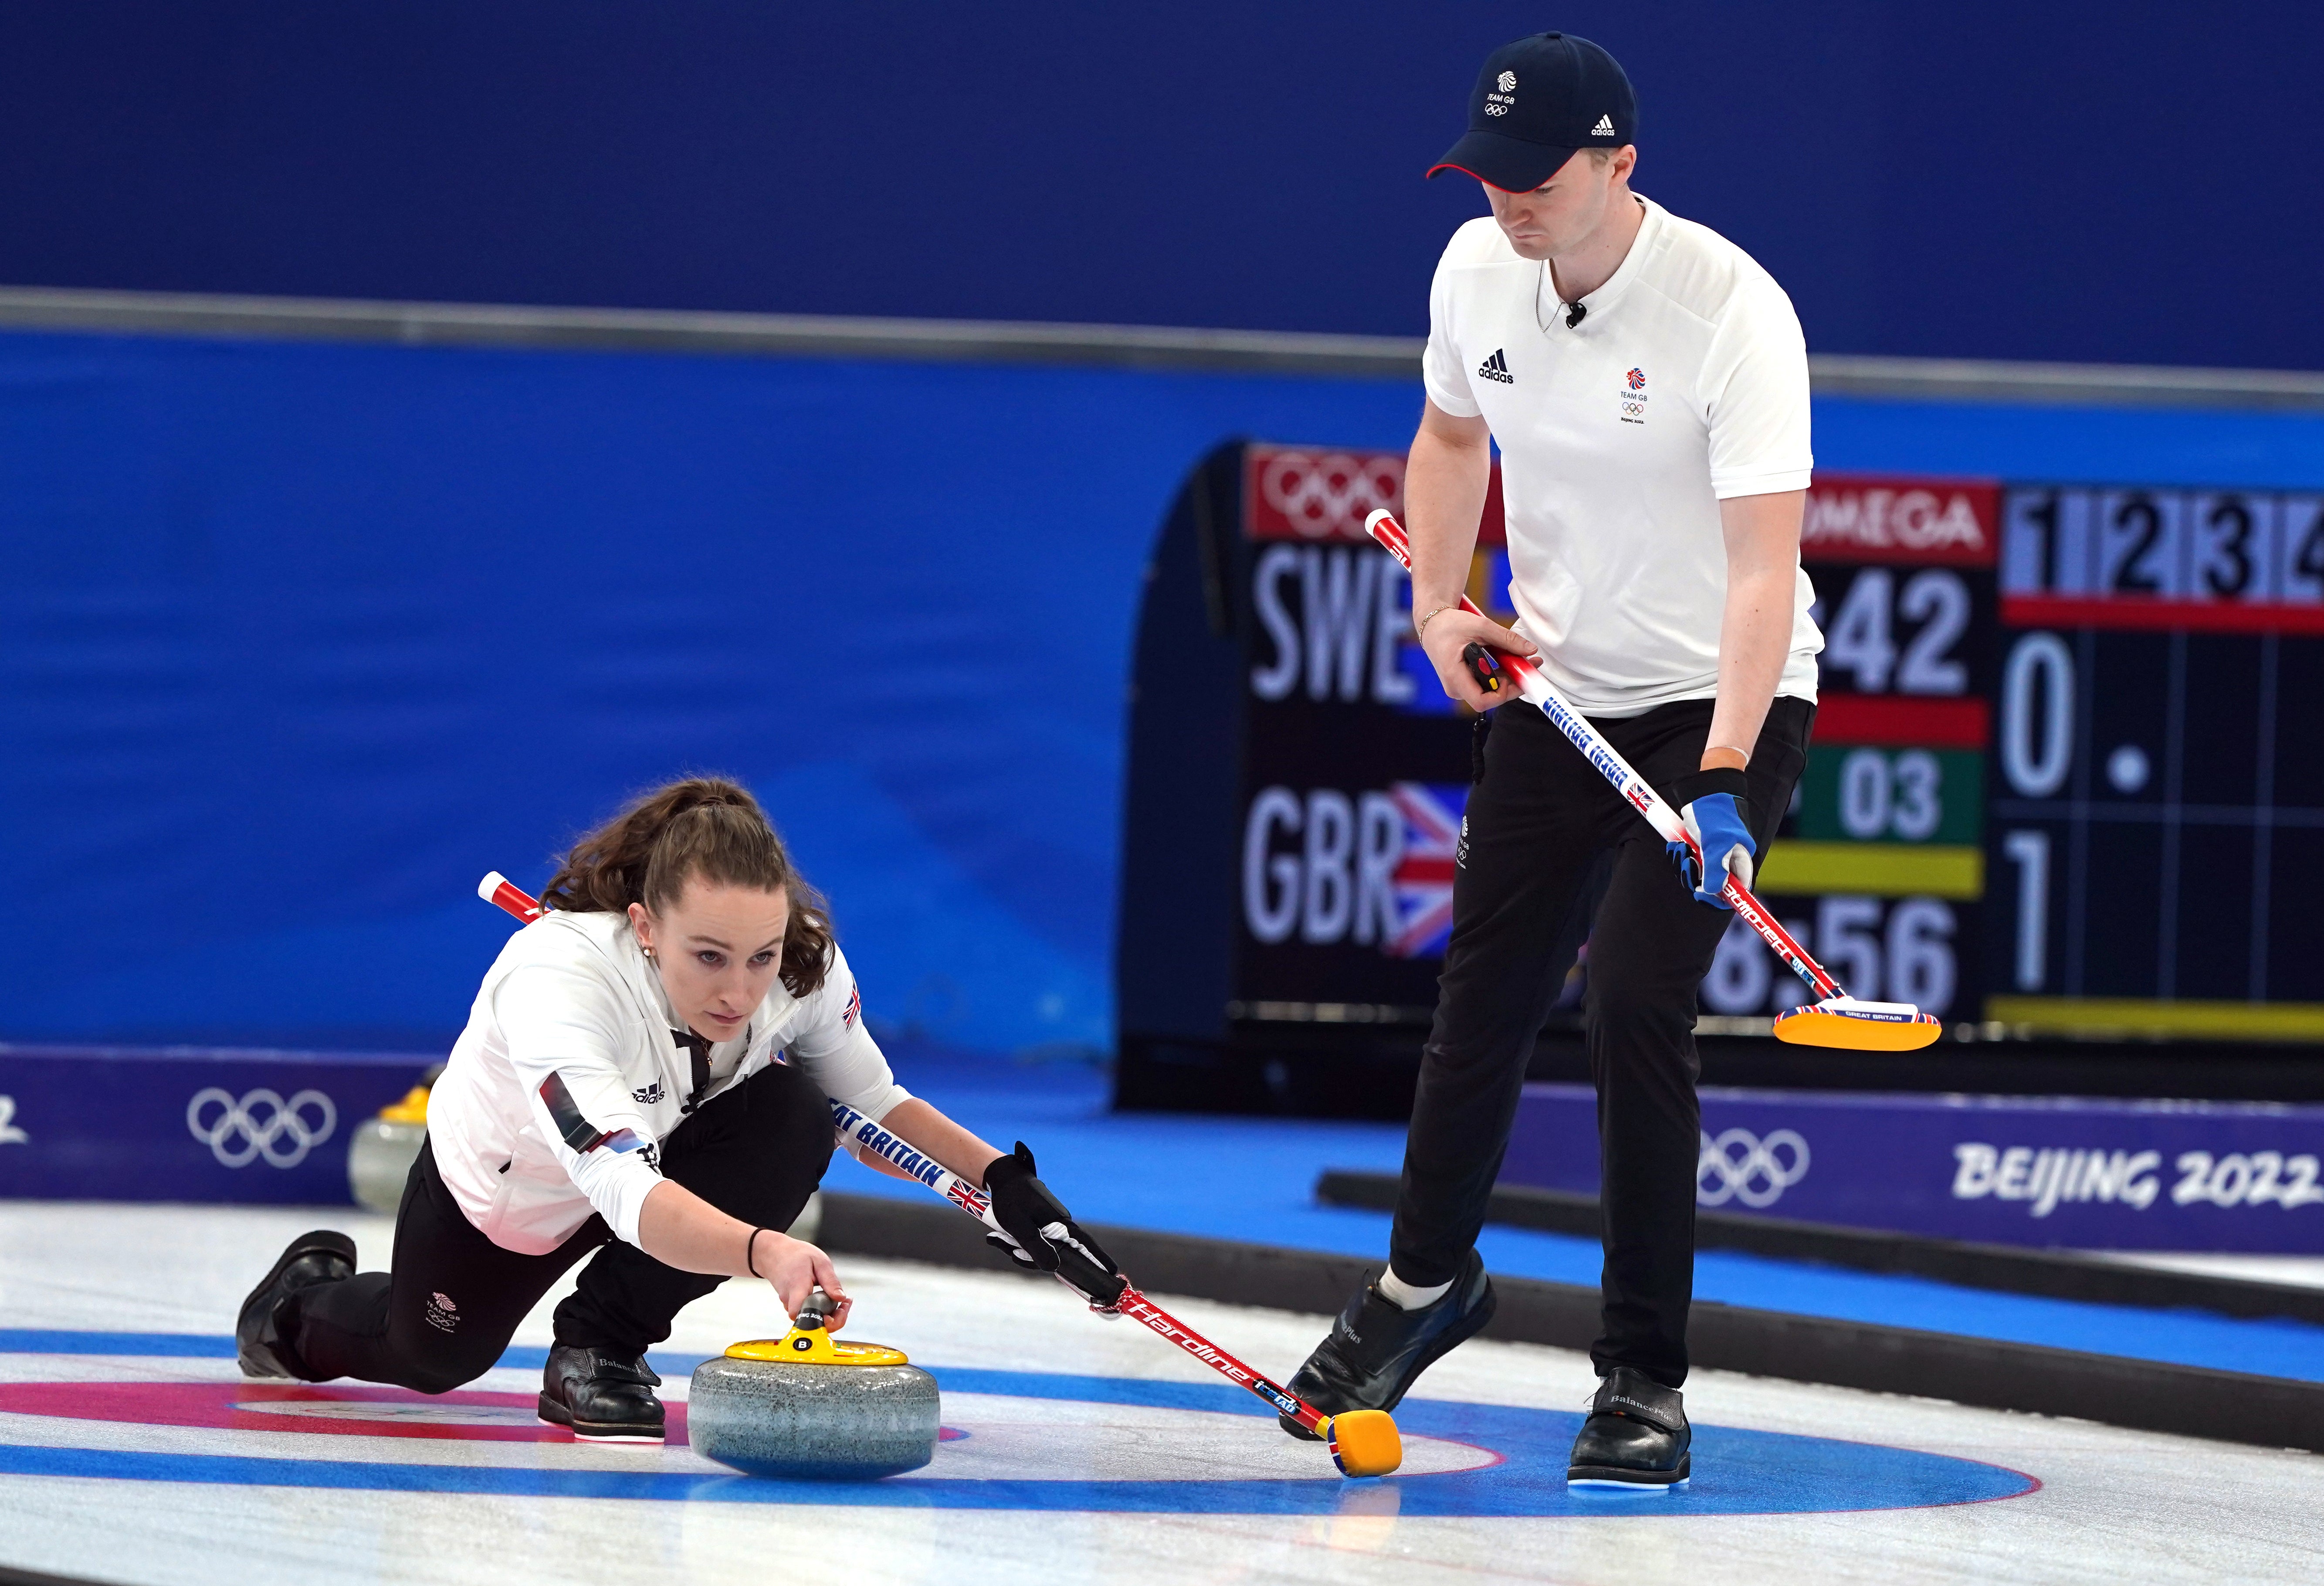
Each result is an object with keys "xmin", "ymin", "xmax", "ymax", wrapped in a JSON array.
[
  {"xmin": 236, "ymin": 1228, "xmax": 356, "ymax": 1380},
  {"xmin": 1278, "ymin": 1248, "xmax": 1496, "ymax": 1441},
  {"xmin": 1567, "ymin": 1367, "xmax": 1691, "ymax": 1488},
  {"xmin": 539, "ymin": 1344, "xmax": 665, "ymax": 1442}
]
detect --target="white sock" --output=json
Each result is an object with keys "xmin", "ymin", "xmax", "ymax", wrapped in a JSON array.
[{"xmin": 1377, "ymin": 1267, "xmax": 1453, "ymax": 1311}]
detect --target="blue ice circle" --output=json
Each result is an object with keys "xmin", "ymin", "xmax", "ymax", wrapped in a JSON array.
[{"xmin": 0, "ymin": 1336, "xmax": 2033, "ymax": 1518}]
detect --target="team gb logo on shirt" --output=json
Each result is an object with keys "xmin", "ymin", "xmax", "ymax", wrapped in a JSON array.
[
  {"xmin": 1620, "ymin": 367, "xmax": 1647, "ymax": 425},
  {"xmin": 1626, "ymin": 368, "xmax": 1646, "ymax": 390}
]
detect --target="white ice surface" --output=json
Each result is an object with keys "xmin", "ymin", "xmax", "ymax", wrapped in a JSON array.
[
  {"xmin": 0, "ymin": 1202, "xmax": 2319, "ymax": 1586},
  {"xmin": 2093, "ymin": 1250, "xmax": 2324, "ymax": 1290}
]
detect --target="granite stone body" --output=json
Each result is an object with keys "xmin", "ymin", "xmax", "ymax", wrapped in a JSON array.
[
  {"xmin": 346, "ymin": 1119, "xmax": 425, "ymax": 1216},
  {"xmin": 687, "ymin": 1355, "xmax": 940, "ymax": 1480}
]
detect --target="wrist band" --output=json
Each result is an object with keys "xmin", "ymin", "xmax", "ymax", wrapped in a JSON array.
[{"xmin": 745, "ymin": 1227, "xmax": 770, "ymax": 1278}]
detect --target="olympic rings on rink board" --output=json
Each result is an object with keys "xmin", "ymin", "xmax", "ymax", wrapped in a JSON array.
[
  {"xmin": 1255, "ymin": 450, "xmax": 1405, "ymax": 538},
  {"xmin": 1696, "ymin": 1127, "xmax": 1811, "ymax": 1209},
  {"xmin": 185, "ymin": 1087, "xmax": 337, "ymax": 1169}
]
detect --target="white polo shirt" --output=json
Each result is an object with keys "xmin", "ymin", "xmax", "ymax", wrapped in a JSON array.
[
  {"xmin": 427, "ymin": 910, "xmax": 909, "ymax": 1254},
  {"xmin": 1423, "ymin": 195, "xmax": 1822, "ymax": 717}
]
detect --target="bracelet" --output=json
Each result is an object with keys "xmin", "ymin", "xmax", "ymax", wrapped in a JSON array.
[
  {"xmin": 1415, "ymin": 605, "xmax": 1456, "ymax": 642},
  {"xmin": 744, "ymin": 1227, "xmax": 771, "ymax": 1278}
]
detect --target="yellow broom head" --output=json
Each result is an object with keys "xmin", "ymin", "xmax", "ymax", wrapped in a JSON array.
[
  {"xmin": 1325, "ymin": 1409, "xmax": 1403, "ymax": 1477},
  {"xmin": 1774, "ymin": 997, "xmax": 1942, "ymax": 1051}
]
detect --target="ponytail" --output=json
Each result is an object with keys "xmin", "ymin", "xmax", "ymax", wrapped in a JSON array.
[{"xmin": 540, "ymin": 776, "xmax": 836, "ymax": 997}]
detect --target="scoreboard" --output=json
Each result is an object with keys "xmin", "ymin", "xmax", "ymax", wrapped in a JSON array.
[
  {"xmin": 1113, "ymin": 444, "xmax": 2324, "ymax": 1109},
  {"xmin": 1677, "ymin": 475, "xmax": 2323, "ymax": 1039},
  {"xmin": 1983, "ymin": 483, "xmax": 2324, "ymax": 1032}
]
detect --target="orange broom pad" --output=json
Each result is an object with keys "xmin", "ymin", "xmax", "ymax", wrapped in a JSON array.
[
  {"xmin": 1773, "ymin": 999, "xmax": 1943, "ymax": 1051},
  {"xmin": 1324, "ymin": 1410, "xmax": 1403, "ymax": 1478}
]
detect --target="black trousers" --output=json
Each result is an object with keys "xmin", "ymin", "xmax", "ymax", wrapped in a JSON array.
[
  {"xmin": 287, "ymin": 1057, "xmax": 834, "ymax": 1393},
  {"xmin": 1389, "ymin": 694, "xmax": 1813, "ymax": 1389}
]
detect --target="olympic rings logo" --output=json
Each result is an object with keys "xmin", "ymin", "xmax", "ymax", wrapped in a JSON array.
[
  {"xmin": 1254, "ymin": 450, "xmax": 1404, "ymax": 538},
  {"xmin": 1697, "ymin": 1127, "xmax": 1810, "ymax": 1209},
  {"xmin": 186, "ymin": 1088, "xmax": 338, "ymax": 1169}
]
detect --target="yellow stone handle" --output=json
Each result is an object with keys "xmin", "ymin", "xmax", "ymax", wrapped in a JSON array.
[
  {"xmin": 377, "ymin": 1086, "xmax": 431, "ymax": 1125},
  {"xmin": 724, "ymin": 1331, "xmax": 912, "ymax": 1368}
]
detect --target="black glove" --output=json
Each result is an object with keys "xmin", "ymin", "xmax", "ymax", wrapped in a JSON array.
[{"xmin": 982, "ymin": 1141, "xmax": 1127, "ymax": 1308}]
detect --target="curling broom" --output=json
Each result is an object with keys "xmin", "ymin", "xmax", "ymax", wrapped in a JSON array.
[{"xmin": 1366, "ymin": 508, "xmax": 1940, "ymax": 1052}]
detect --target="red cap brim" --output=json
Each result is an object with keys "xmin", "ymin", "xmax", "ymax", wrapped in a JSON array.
[{"xmin": 1427, "ymin": 129, "xmax": 1579, "ymax": 193}]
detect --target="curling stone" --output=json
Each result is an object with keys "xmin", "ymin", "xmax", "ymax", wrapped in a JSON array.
[
  {"xmin": 688, "ymin": 1289, "xmax": 939, "ymax": 1480},
  {"xmin": 347, "ymin": 1078, "xmax": 435, "ymax": 1215}
]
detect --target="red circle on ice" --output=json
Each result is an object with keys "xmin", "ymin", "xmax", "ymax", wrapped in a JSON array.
[{"xmin": 0, "ymin": 1381, "xmax": 966, "ymax": 1444}]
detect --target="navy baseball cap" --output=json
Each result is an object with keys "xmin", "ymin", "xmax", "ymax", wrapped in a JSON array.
[{"xmin": 1429, "ymin": 33, "xmax": 1636, "ymax": 192}]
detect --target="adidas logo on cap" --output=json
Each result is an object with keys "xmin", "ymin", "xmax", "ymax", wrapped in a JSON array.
[
  {"xmin": 1590, "ymin": 113, "xmax": 1616, "ymax": 137},
  {"xmin": 1477, "ymin": 348, "xmax": 1513, "ymax": 384}
]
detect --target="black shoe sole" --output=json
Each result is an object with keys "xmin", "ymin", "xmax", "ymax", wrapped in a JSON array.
[
  {"xmin": 1568, "ymin": 1452, "xmax": 1691, "ymax": 1488},
  {"xmin": 1280, "ymin": 1275, "xmax": 1500, "ymax": 1441},
  {"xmin": 536, "ymin": 1393, "xmax": 663, "ymax": 1443},
  {"xmin": 235, "ymin": 1229, "xmax": 356, "ymax": 1379}
]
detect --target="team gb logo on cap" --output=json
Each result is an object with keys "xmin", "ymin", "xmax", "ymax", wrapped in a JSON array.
[
  {"xmin": 1497, "ymin": 70, "xmax": 1516, "ymax": 92},
  {"xmin": 1485, "ymin": 70, "xmax": 1516, "ymax": 116}
]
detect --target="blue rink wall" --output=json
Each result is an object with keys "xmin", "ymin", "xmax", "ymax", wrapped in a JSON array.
[{"xmin": 5, "ymin": 329, "xmax": 2324, "ymax": 1056}]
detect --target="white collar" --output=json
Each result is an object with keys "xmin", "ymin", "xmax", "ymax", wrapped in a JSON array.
[{"xmin": 1536, "ymin": 193, "xmax": 1661, "ymax": 329}]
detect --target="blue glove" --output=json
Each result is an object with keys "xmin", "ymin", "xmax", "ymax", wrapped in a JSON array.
[{"xmin": 1662, "ymin": 769, "xmax": 1755, "ymax": 909}]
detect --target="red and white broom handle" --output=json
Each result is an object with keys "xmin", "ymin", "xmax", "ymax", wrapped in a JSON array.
[
  {"xmin": 1366, "ymin": 510, "xmax": 1843, "ymax": 1003},
  {"xmin": 824, "ymin": 1094, "xmax": 1330, "ymax": 1436},
  {"xmin": 478, "ymin": 871, "xmax": 544, "ymax": 921},
  {"xmin": 475, "ymin": 872, "xmax": 1335, "ymax": 1438},
  {"xmin": 1105, "ymin": 1290, "xmax": 1331, "ymax": 1436}
]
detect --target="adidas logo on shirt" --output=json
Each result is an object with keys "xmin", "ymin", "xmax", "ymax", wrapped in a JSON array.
[
  {"xmin": 1477, "ymin": 348, "xmax": 1514, "ymax": 384},
  {"xmin": 1590, "ymin": 114, "xmax": 1616, "ymax": 137}
]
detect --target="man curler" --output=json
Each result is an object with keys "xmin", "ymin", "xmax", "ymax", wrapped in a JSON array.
[{"xmin": 1282, "ymin": 31, "xmax": 1824, "ymax": 1490}]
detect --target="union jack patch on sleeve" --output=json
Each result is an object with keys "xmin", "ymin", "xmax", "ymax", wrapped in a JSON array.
[{"xmin": 842, "ymin": 983, "xmax": 861, "ymax": 1030}]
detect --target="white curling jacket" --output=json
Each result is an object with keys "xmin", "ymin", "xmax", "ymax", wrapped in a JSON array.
[{"xmin": 427, "ymin": 909, "xmax": 908, "ymax": 1254}]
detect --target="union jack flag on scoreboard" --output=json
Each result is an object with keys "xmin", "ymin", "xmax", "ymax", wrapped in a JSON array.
[{"xmin": 1387, "ymin": 781, "xmax": 1468, "ymax": 959}]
